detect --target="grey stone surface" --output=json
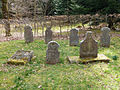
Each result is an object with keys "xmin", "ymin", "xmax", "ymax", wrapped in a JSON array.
[
  {"xmin": 9, "ymin": 50, "xmax": 34, "ymax": 62},
  {"xmin": 80, "ymin": 31, "xmax": 98, "ymax": 58},
  {"xmin": 46, "ymin": 41, "xmax": 60, "ymax": 64},
  {"xmin": 69, "ymin": 28, "xmax": 79, "ymax": 46},
  {"xmin": 67, "ymin": 54, "xmax": 110, "ymax": 64},
  {"xmin": 100, "ymin": 27, "xmax": 110, "ymax": 47},
  {"xmin": 45, "ymin": 27, "xmax": 53, "ymax": 44},
  {"xmin": 24, "ymin": 26, "xmax": 33, "ymax": 43}
]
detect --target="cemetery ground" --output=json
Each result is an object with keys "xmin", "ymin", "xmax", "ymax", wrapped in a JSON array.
[{"xmin": 0, "ymin": 32, "xmax": 120, "ymax": 89}]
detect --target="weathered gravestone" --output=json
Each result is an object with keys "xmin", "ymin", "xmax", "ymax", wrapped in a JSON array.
[
  {"xmin": 45, "ymin": 27, "xmax": 53, "ymax": 44},
  {"xmin": 80, "ymin": 31, "xmax": 98, "ymax": 58},
  {"xmin": 67, "ymin": 31, "xmax": 110, "ymax": 64},
  {"xmin": 46, "ymin": 41, "xmax": 60, "ymax": 64},
  {"xmin": 100, "ymin": 27, "xmax": 110, "ymax": 47},
  {"xmin": 7, "ymin": 50, "xmax": 35, "ymax": 65},
  {"xmin": 69, "ymin": 28, "xmax": 79, "ymax": 46},
  {"xmin": 24, "ymin": 25, "xmax": 33, "ymax": 43}
]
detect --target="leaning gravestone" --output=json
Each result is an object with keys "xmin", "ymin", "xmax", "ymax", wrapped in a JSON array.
[
  {"xmin": 24, "ymin": 25, "xmax": 33, "ymax": 43},
  {"xmin": 7, "ymin": 50, "xmax": 35, "ymax": 65},
  {"xmin": 80, "ymin": 31, "xmax": 98, "ymax": 58},
  {"xmin": 67, "ymin": 31, "xmax": 110, "ymax": 64},
  {"xmin": 69, "ymin": 28, "xmax": 79, "ymax": 46},
  {"xmin": 46, "ymin": 41, "xmax": 60, "ymax": 64},
  {"xmin": 45, "ymin": 27, "xmax": 53, "ymax": 44},
  {"xmin": 100, "ymin": 27, "xmax": 110, "ymax": 47}
]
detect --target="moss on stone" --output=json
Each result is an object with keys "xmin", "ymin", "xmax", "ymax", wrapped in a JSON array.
[{"xmin": 67, "ymin": 54, "xmax": 111, "ymax": 64}]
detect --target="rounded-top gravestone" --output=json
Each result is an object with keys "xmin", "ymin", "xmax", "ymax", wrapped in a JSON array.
[
  {"xmin": 45, "ymin": 27, "xmax": 53, "ymax": 44},
  {"xmin": 80, "ymin": 31, "xmax": 98, "ymax": 58},
  {"xmin": 69, "ymin": 28, "xmax": 79, "ymax": 46},
  {"xmin": 24, "ymin": 25, "xmax": 33, "ymax": 43},
  {"xmin": 46, "ymin": 41, "xmax": 60, "ymax": 64},
  {"xmin": 100, "ymin": 27, "xmax": 110, "ymax": 47}
]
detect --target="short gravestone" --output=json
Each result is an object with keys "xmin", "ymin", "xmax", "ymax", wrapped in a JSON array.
[
  {"xmin": 100, "ymin": 27, "xmax": 110, "ymax": 47},
  {"xmin": 69, "ymin": 28, "xmax": 79, "ymax": 46},
  {"xmin": 80, "ymin": 31, "xmax": 98, "ymax": 58},
  {"xmin": 67, "ymin": 31, "xmax": 111, "ymax": 64},
  {"xmin": 24, "ymin": 25, "xmax": 33, "ymax": 43},
  {"xmin": 7, "ymin": 50, "xmax": 35, "ymax": 65},
  {"xmin": 45, "ymin": 27, "xmax": 53, "ymax": 44},
  {"xmin": 46, "ymin": 41, "xmax": 60, "ymax": 64}
]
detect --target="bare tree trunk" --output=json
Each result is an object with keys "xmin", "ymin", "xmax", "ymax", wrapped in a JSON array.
[
  {"xmin": 2, "ymin": 0, "xmax": 11, "ymax": 37},
  {"xmin": 4, "ymin": 20, "xmax": 11, "ymax": 36},
  {"xmin": 34, "ymin": 0, "xmax": 37, "ymax": 36},
  {"xmin": 36, "ymin": 22, "xmax": 39, "ymax": 36},
  {"xmin": 42, "ymin": 20, "xmax": 44, "ymax": 37}
]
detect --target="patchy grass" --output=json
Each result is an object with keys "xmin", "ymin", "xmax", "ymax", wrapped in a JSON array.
[{"xmin": 0, "ymin": 37, "xmax": 120, "ymax": 89}]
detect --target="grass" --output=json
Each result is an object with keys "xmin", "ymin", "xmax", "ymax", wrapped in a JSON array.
[{"xmin": 0, "ymin": 36, "xmax": 120, "ymax": 89}]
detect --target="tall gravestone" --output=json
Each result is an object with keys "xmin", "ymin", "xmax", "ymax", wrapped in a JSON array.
[
  {"xmin": 67, "ymin": 31, "xmax": 110, "ymax": 64},
  {"xmin": 69, "ymin": 28, "xmax": 79, "ymax": 46},
  {"xmin": 80, "ymin": 31, "xmax": 98, "ymax": 58},
  {"xmin": 24, "ymin": 25, "xmax": 33, "ymax": 43},
  {"xmin": 45, "ymin": 27, "xmax": 53, "ymax": 44},
  {"xmin": 100, "ymin": 27, "xmax": 110, "ymax": 47},
  {"xmin": 46, "ymin": 41, "xmax": 60, "ymax": 64}
]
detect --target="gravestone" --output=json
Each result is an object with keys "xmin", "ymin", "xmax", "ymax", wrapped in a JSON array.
[
  {"xmin": 80, "ymin": 31, "xmax": 98, "ymax": 58},
  {"xmin": 45, "ymin": 27, "xmax": 53, "ymax": 44},
  {"xmin": 100, "ymin": 27, "xmax": 110, "ymax": 47},
  {"xmin": 46, "ymin": 41, "xmax": 60, "ymax": 64},
  {"xmin": 67, "ymin": 31, "xmax": 111, "ymax": 64},
  {"xmin": 69, "ymin": 28, "xmax": 79, "ymax": 46},
  {"xmin": 7, "ymin": 50, "xmax": 35, "ymax": 65},
  {"xmin": 24, "ymin": 25, "xmax": 33, "ymax": 43}
]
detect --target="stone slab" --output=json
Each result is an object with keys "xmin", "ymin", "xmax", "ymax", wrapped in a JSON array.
[
  {"xmin": 67, "ymin": 54, "xmax": 111, "ymax": 64},
  {"xmin": 7, "ymin": 56, "xmax": 36, "ymax": 65},
  {"xmin": 7, "ymin": 50, "xmax": 36, "ymax": 65}
]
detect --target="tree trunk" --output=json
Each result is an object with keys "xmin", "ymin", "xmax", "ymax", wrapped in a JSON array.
[{"xmin": 2, "ymin": 0, "xmax": 11, "ymax": 37}]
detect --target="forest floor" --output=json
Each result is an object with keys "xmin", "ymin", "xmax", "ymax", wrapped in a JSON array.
[{"xmin": 0, "ymin": 32, "xmax": 120, "ymax": 89}]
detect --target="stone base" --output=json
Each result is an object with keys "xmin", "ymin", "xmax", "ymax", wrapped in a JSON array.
[
  {"xmin": 7, "ymin": 56, "xmax": 36, "ymax": 65},
  {"xmin": 70, "ymin": 44, "xmax": 79, "ymax": 46},
  {"xmin": 67, "ymin": 54, "xmax": 111, "ymax": 64},
  {"xmin": 7, "ymin": 59, "xmax": 28, "ymax": 65},
  {"xmin": 46, "ymin": 61, "xmax": 60, "ymax": 65}
]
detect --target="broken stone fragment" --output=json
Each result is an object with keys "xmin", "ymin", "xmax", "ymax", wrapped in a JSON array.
[{"xmin": 7, "ymin": 50, "xmax": 35, "ymax": 65}]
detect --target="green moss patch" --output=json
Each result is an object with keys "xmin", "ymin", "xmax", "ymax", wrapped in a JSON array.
[{"xmin": 67, "ymin": 54, "xmax": 111, "ymax": 64}]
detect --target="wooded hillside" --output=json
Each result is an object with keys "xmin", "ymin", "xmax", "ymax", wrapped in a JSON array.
[{"xmin": 0, "ymin": 0, "xmax": 120, "ymax": 18}]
